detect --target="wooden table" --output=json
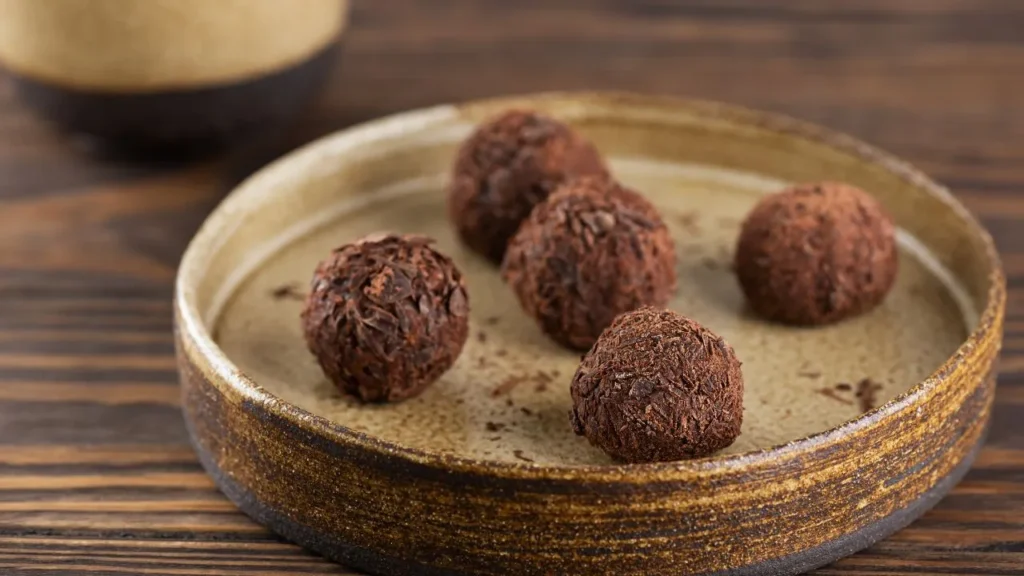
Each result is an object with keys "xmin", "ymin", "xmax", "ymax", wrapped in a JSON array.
[{"xmin": 1, "ymin": 1, "xmax": 1022, "ymax": 574}]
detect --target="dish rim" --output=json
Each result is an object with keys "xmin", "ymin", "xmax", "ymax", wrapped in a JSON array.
[{"xmin": 174, "ymin": 90, "xmax": 1006, "ymax": 480}]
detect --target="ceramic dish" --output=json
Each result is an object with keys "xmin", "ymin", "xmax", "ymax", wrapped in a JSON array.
[{"xmin": 175, "ymin": 92, "xmax": 1005, "ymax": 575}]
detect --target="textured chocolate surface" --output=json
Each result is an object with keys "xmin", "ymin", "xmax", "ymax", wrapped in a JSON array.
[
  {"xmin": 448, "ymin": 109, "xmax": 608, "ymax": 263},
  {"xmin": 570, "ymin": 307, "xmax": 744, "ymax": 462},
  {"xmin": 735, "ymin": 182, "xmax": 898, "ymax": 325},
  {"xmin": 301, "ymin": 233, "xmax": 469, "ymax": 402},
  {"xmin": 502, "ymin": 177, "xmax": 676, "ymax": 350}
]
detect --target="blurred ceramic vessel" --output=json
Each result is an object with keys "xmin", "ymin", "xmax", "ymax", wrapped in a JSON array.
[{"xmin": 0, "ymin": 0, "xmax": 348, "ymax": 152}]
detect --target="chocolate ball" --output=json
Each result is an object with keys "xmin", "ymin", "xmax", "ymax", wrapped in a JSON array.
[
  {"xmin": 735, "ymin": 182, "xmax": 898, "ymax": 325},
  {"xmin": 501, "ymin": 177, "xmax": 676, "ymax": 350},
  {"xmin": 449, "ymin": 109, "xmax": 609, "ymax": 263},
  {"xmin": 570, "ymin": 307, "xmax": 744, "ymax": 463},
  {"xmin": 301, "ymin": 233, "xmax": 469, "ymax": 402}
]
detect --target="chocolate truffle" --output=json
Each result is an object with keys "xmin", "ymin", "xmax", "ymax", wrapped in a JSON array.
[
  {"xmin": 301, "ymin": 233, "xmax": 469, "ymax": 402},
  {"xmin": 501, "ymin": 177, "xmax": 677, "ymax": 350},
  {"xmin": 735, "ymin": 182, "xmax": 898, "ymax": 325},
  {"xmin": 570, "ymin": 307, "xmax": 744, "ymax": 463},
  {"xmin": 449, "ymin": 109, "xmax": 609, "ymax": 263}
]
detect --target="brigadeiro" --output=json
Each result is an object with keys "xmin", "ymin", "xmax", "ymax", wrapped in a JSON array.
[
  {"xmin": 735, "ymin": 182, "xmax": 898, "ymax": 325},
  {"xmin": 301, "ymin": 233, "xmax": 469, "ymax": 403},
  {"xmin": 448, "ymin": 109, "xmax": 609, "ymax": 264},
  {"xmin": 570, "ymin": 307, "xmax": 744, "ymax": 463},
  {"xmin": 502, "ymin": 177, "xmax": 676, "ymax": 350}
]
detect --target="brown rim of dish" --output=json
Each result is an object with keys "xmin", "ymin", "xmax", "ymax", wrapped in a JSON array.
[{"xmin": 175, "ymin": 90, "xmax": 1006, "ymax": 480}]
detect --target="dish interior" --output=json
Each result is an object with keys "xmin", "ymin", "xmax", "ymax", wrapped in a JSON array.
[{"xmin": 211, "ymin": 145, "xmax": 972, "ymax": 466}]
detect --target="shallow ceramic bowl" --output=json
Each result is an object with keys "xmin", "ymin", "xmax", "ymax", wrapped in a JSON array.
[{"xmin": 175, "ymin": 92, "xmax": 1005, "ymax": 575}]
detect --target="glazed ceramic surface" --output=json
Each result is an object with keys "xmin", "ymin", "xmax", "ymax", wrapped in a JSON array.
[
  {"xmin": 0, "ymin": 0, "xmax": 348, "ymax": 148},
  {"xmin": 175, "ymin": 92, "xmax": 1004, "ymax": 575}
]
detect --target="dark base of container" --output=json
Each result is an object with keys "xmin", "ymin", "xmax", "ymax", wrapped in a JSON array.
[
  {"xmin": 8, "ymin": 41, "xmax": 338, "ymax": 158},
  {"xmin": 189, "ymin": 419, "xmax": 984, "ymax": 576}
]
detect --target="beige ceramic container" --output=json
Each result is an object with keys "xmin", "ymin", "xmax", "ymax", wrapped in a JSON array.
[
  {"xmin": 174, "ymin": 92, "xmax": 1005, "ymax": 575},
  {"xmin": 0, "ymin": 0, "xmax": 349, "ymax": 149}
]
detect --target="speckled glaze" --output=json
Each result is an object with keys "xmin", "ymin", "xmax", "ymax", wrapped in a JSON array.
[{"xmin": 175, "ymin": 93, "xmax": 1005, "ymax": 575}]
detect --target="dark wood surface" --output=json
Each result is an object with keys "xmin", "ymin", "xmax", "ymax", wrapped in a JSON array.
[{"xmin": 1, "ymin": 1, "xmax": 1022, "ymax": 574}]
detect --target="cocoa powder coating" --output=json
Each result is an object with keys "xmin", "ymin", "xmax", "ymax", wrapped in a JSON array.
[
  {"xmin": 301, "ymin": 233, "xmax": 469, "ymax": 402},
  {"xmin": 449, "ymin": 109, "xmax": 609, "ymax": 263},
  {"xmin": 735, "ymin": 182, "xmax": 898, "ymax": 325},
  {"xmin": 570, "ymin": 307, "xmax": 744, "ymax": 463},
  {"xmin": 502, "ymin": 177, "xmax": 676, "ymax": 350}
]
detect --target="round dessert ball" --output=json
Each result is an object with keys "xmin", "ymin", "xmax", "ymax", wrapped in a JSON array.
[
  {"xmin": 735, "ymin": 182, "xmax": 898, "ymax": 325},
  {"xmin": 501, "ymin": 177, "xmax": 677, "ymax": 351},
  {"xmin": 449, "ymin": 109, "xmax": 609, "ymax": 264},
  {"xmin": 570, "ymin": 307, "xmax": 744, "ymax": 463},
  {"xmin": 301, "ymin": 233, "xmax": 470, "ymax": 403}
]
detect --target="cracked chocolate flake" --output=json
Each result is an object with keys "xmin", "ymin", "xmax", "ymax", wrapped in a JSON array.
[
  {"xmin": 735, "ymin": 182, "xmax": 898, "ymax": 325},
  {"xmin": 301, "ymin": 233, "xmax": 469, "ymax": 402},
  {"xmin": 448, "ymin": 110, "xmax": 609, "ymax": 263},
  {"xmin": 502, "ymin": 177, "xmax": 677, "ymax": 350},
  {"xmin": 570, "ymin": 307, "xmax": 744, "ymax": 463},
  {"xmin": 270, "ymin": 283, "xmax": 304, "ymax": 301}
]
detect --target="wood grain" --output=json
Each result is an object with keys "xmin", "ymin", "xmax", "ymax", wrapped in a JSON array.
[{"xmin": 0, "ymin": 0, "xmax": 1022, "ymax": 574}]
